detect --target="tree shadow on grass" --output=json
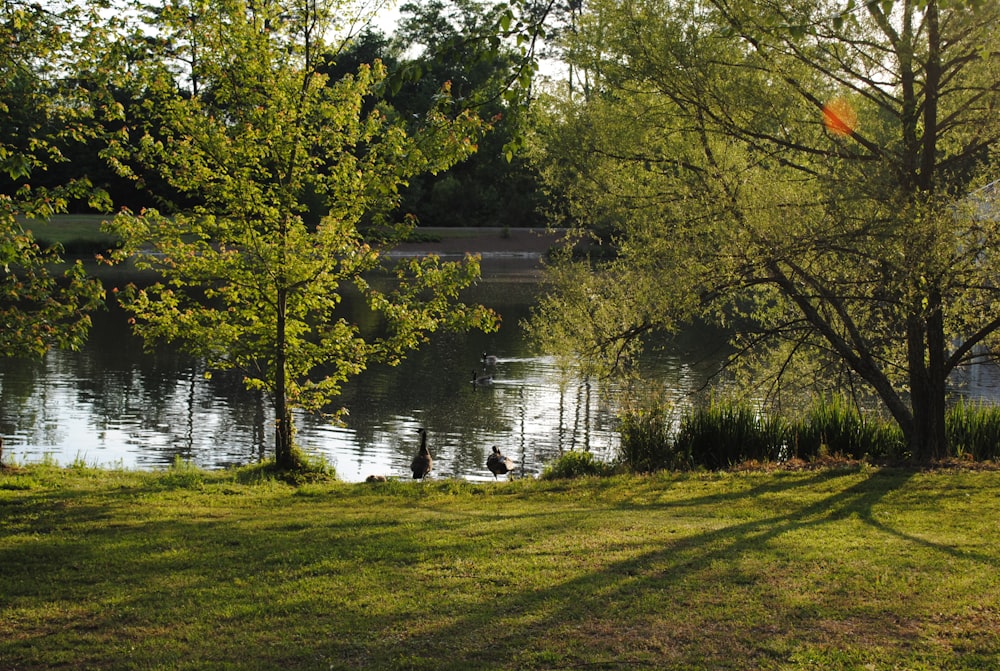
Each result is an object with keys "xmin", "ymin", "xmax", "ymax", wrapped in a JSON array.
[
  {"xmin": 3, "ymin": 468, "xmax": 999, "ymax": 670},
  {"xmin": 321, "ymin": 468, "xmax": 998, "ymax": 670}
]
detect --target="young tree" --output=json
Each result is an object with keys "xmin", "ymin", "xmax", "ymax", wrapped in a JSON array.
[
  {"xmin": 106, "ymin": 0, "xmax": 498, "ymax": 469},
  {"xmin": 529, "ymin": 0, "xmax": 1000, "ymax": 460},
  {"xmin": 1, "ymin": 1, "xmax": 113, "ymax": 358}
]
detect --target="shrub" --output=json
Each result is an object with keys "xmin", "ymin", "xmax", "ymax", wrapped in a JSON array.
[{"xmin": 541, "ymin": 451, "xmax": 612, "ymax": 479}]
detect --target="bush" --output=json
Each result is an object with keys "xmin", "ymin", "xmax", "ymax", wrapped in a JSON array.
[{"xmin": 541, "ymin": 451, "xmax": 613, "ymax": 480}]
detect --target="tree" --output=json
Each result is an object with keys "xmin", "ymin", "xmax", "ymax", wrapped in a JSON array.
[
  {"xmin": 528, "ymin": 0, "xmax": 1000, "ymax": 461},
  {"xmin": 106, "ymin": 0, "xmax": 498, "ymax": 469},
  {"xmin": 0, "ymin": 0, "xmax": 114, "ymax": 359},
  {"xmin": 332, "ymin": 0, "xmax": 551, "ymax": 228}
]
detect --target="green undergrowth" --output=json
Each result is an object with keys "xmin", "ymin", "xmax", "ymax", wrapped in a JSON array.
[
  {"xmin": 617, "ymin": 395, "xmax": 1000, "ymax": 472},
  {"xmin": 3, "ymin": 462, "xmax": 999, "ymax": 670}
]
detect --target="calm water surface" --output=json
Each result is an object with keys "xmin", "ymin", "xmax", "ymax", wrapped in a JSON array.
[
  {"xmin": 4, "ymin": 255, "xmax": 999, "ymax": 480},
  {"xmin": 0, "ymin": 257, "xmax": 728, "ymax": 481}
]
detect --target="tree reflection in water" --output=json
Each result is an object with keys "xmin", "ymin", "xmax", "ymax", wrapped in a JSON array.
[{"xmin": 0, "ymin": 264, "xmax": 729, "ymax": 480}]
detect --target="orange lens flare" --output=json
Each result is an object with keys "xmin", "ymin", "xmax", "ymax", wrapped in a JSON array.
[{"xmin": 822, "ymin": 98, "xmax": 857, "ymax": 136}]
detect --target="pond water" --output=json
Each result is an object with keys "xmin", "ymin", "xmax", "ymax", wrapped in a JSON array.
[
  {"xmin": 4, "ymin": 254, "xmax": 1000, "ymax": 480},
  {"xmin": 0, "ymin": 255, "xmax": 729, "ymax": 481}
]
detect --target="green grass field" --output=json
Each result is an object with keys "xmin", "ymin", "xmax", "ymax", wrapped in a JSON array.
[
  {"xmin": 13, "ymin": 215, "xmax": 500, "ymax": 254},
  {"xmin": 14, "ymin": 213, "xmax": 119, "ymax": 264},
  {"xmin": 16, "ymin": 213, "xmax": 117, "ymax": 247},
  {"xmin": 2, "ymin": 464, "xmax": 998, "ymax": 670}
]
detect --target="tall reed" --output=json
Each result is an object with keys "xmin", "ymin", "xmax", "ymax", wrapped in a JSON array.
[
  {"xmin": 946, "ymin": 399, "xmax": 1000, "ymax": 461},
  {"xmin": 789, "ymin": 395, "xmax": 905, "ymax": 461},
  {"xmin": 617, "ymin": 400, "xmax": 679, "ymax": 472},
  {"xmin": 613, "ymin": 394, "xmax": 1000, "ymax": 473},
  {"xmin": 673, "ymin": 398, "xmax": 787, "ymax": 470}
]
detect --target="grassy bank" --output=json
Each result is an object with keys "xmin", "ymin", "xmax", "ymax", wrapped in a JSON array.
[
  {"xmin": 2, "ymin": 464, "xmax": 999, "ymax": 670},
  {"xmin": 16, "ymin": 215, "xmax": 530, "ymax": 257},
  {"xmin": 16, "ymin": 214, "xmax": 119, "ymax": 256}
]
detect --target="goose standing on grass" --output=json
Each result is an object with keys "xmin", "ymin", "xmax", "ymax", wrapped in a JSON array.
[
  {"xmin": 482, "ymin": 352, "xmax": 498, "ymax": 367},
  {"xmin": 472, "ymin": 370, "xmax": 493, "ymax": 386},
  {"xmin": 486, "ymin": 446, "xmax": 515, "ymax": 479},
  {"xmin": 410, "ymin": 428, "xmax": 432, "ymax": 480}
]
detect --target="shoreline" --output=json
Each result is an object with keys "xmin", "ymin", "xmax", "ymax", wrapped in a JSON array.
[{"xmin": 392, "ymin": 226, "xmax": 563, "ymax": 257}]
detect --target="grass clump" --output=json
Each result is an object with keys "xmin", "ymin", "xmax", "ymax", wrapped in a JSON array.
[
  {"xmin": 158, "ymin": 455, "xmax": 206, "ymax": 488},
  {"xmin": 541, "ymin": 450, "xmax": 614, "ymax": 479},
  {"xmin": 237, "ymin": 449, "xmax": 337, "ymax": 485}
]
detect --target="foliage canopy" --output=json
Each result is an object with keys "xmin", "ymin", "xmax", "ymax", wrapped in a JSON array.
[{"xmin": 0, "ymin": 0, "xmax": 114, "ymax": 358}]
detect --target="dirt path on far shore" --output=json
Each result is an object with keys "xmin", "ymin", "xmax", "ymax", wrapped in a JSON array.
[{"xmin": 393, "ymin": 227, "xmax": 564, "ymax": 256}]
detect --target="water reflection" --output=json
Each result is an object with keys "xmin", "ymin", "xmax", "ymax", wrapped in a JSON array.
[
  {"xmin": 6, "ymin": 257, "xmax": 997, "ymax": 480},
  {"xmin": 0, "ymin": 260, "xmax": 728, "ymax": 480}
]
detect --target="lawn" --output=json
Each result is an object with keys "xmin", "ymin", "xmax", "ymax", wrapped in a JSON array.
[
  {"xmin": 1, "ymin": 464, "xmax": 998, "ymax": 670},
  {"xmin": 13, "ymin": 215, "xmax": 542, "ymax": 258},
  {"xmin": 16, "ymin": 214, "xmax": 118, "ymax": 251}
]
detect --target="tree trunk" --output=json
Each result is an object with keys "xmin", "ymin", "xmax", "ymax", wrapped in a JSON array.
[
  {"xmin": 906, "ymin": 290, "xmax": 948, "ymax": 462},
  {"xmin": 924, "ymin": 287, "xmax": 948, "ymax": 461},
  {"xmin": 274, "ymin": 287, "xmax": 295, "ymax": 469},
  {"xmin": 909, "ymin": 1, "xmax": 947, "ymax": 463},
  {"xmin": 908, "ymin": 376, "xmax": 947, "ymax": 462}
]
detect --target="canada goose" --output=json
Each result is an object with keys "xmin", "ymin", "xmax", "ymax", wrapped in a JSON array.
[
  {"xmin": 365, "ymin": 474, "xmax": 388, "ymax": 483},
  {"xmin": 486, "ymin": 446, "xmax": 515, "ymax": 479},
  {"xmin": 482, "ymin": 352, "xmax": 498, "ymax": 366},
  {"xmin": 410, "ymin": 428, "xmax": 432, "ymax": 480},
  {"xmin": 472, "ymin": 370, "xmax": 493, "ymax": 386}
]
